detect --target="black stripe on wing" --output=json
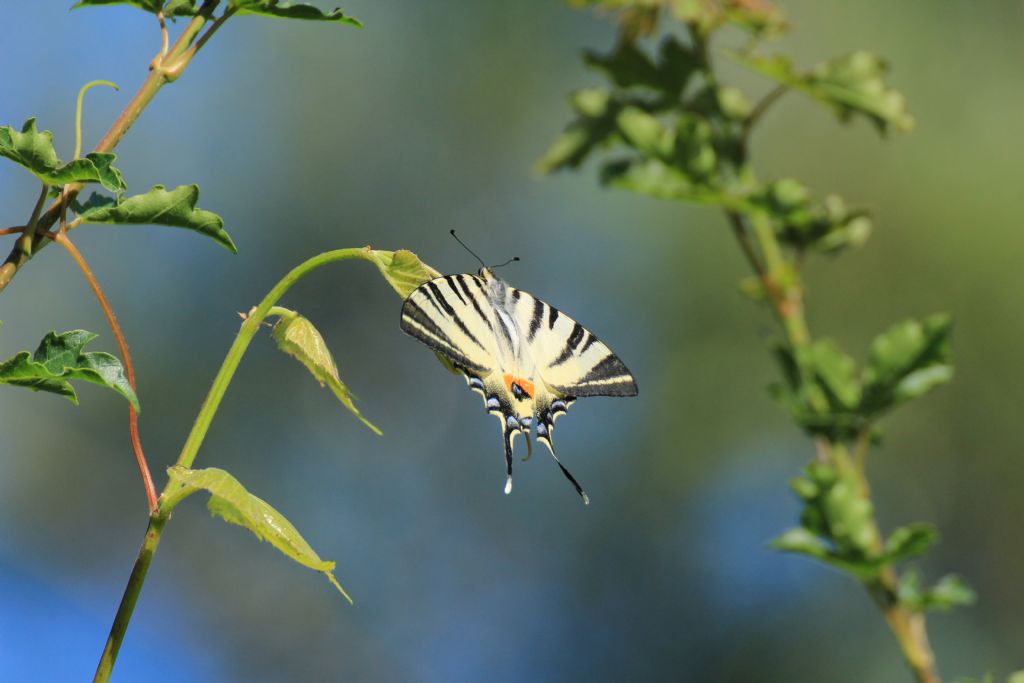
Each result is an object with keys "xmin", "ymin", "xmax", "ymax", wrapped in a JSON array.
[
  {"xmin": 400, "ymin": 295, "xmax": 492, "ymax": 375},
  {"xmin": 551, "ymin": 351, "xmax": 638, "ymax": 397},
  {"xmin": 423, "ymin": 281, "xmax": 488, "ymax": 353}
]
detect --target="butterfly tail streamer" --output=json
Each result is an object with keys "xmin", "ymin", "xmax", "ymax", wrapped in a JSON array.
[
  {"xmin": 537, "ymin": 435, "xmax": 589, "ymax": 505},
  {"xmin": 502, "ymin": 420, "xmax": 520, "ymax": 495}
]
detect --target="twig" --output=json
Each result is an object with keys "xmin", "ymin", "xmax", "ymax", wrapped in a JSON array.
[
  {"xmin": 742, "ymin": 84, "xmax": 788, "ymax": 145},
  {"xmin": 42, "ymin": 230, "xmax": 158, "ymax": 512},
  {"xmin": 0, "ymin": 2, "xmax": 222, "ymax": 294}
]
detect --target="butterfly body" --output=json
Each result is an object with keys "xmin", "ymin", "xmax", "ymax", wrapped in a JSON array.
[{"xmin": 400, "ymin": 267, "xmax": 637, "ymax": 503}]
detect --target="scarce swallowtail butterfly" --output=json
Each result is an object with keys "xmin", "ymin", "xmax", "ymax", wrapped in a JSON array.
[{"xmin": 399, "ymin": 233, "xmax": 638, "ymax": 504}]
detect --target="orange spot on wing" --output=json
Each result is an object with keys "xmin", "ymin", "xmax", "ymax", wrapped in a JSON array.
[{"xmin": 503, "ymin": 374, "xmax": 534, "ymax": 399}]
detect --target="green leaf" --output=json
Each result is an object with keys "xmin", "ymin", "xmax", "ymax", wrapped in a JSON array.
[
  {"xmin": 616, "ymin": 107, "xmax": 676, "ymax": 159},
  {"xmin": 0, "ymin": 119, "xmax": 126, "ymax": 191},
  {"xmin": 754, "ymin": 179, "xmax": 873, "ymax": 254},
  {"xmin": 861, "ymin": 314, "xmax": 953, "ymax": 415},
  {"xmin": 767, "ymin": 527, "xmax": 877, "ymax": 578},
  {"xmin": 167, "ymin": 466, "xmax": 352, "ymax": 603},
  {"xmin": 773, "ymin": 463, "xmax": 886, "ymax": 579},
  {"xmin": 0, "ymin": 330, "xmax": 138, "ymax": 411},
  {"xmin": 367, "ymin": 249, "xmax": 441, "ymax": 299},
  {"xmin": 584, "ymin": 36, "xmax": 697, "ymax": 98},
  {"xmin": 535, "ymin": 89, "xmax": 623, "ymax": 174},
  {"xmin": 799, "ymin": 339, "xmax": 861, "ymax": 410},
  {"xmin": 76, "ymin": 185, "xmax": 236, "ymax": 253},
  {"xmin": 671, "ymin": 0, "xmax": 787, "ymax": 38},
  {"xmin": 770, "ymin": 340, "xmax": 864, "ymax": 440},
  {"xmin": 71, "ymin": 0, "xmax": 193, "ymax": 14},
  {"xmin": 231, "ymin": 0, "xmax": 361, "ymax": 26},
  {"xmin": 1007, "ymin": 672, "xmax": 1024, "ymax": 683},
  {"xmin": 884, "ymin": 523, "xmax": 937, "ymax": 563},
  {"xmin": 729, "ymin": 51, "xmax": 914, "ymax": 134},
  {"xmin": 365, "ymin": 249, "xmax": 458, "ymax": 376},
  {"xmin": 270, "ymin": 308, "xmax": 381, "ymax": 435},
  {"xmin": 600, "ymin": 157, "xmax": 729, "ymax": 205},
  {"xmin": 899, "ymin": 569, "xmax": 976, "ymax": 612}
]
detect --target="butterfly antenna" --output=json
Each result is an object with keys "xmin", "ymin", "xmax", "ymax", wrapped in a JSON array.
[
  {"xmin": 449, "ymin": 230, "xmax": 487, "ymax": 269},
  {"xmin": 490, "ymin": 256, "xmax": 520, "ymax": 270}
]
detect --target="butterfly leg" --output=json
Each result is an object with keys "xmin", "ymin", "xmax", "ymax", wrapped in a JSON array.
[{"xmin": 535, "ymin": 399, "xmax": 589, "ymax": 505}]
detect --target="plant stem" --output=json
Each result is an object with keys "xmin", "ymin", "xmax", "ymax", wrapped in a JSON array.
[
  {"xmin": 92, "ymin": 513, "xmax": 167, "ymax": 683},
  {"xmin": 47, "ymin": 231, "xmax": 158, "ymax": 511},
  {"xmin": 175, "ymin": 248, "xmax": 379, "ymax": 470},
  {"xmin": 736, "ymin": 192, "xmax": 942, "ymax": 683},
  {"xmin": 0, "ymin": 2, "xmax": 221, "ymax": 294},
  {"xmin": 94, "ymin": 247, "xmax": 384, "ymax": 681}
]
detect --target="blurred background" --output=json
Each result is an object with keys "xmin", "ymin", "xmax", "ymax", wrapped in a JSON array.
[{"xmin": 1, "ymin": 1, "xmax": 1022, "ymax": 680}]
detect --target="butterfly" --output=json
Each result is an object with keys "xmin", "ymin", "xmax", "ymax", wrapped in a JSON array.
[{"xmin": 399, "ymin": 239, "xmax": 637, "ymax": 504}]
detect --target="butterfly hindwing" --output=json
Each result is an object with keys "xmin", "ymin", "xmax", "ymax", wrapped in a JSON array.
[{"xmin": 507, "ymin": 287, "xmax": 638, "ymax": 398}]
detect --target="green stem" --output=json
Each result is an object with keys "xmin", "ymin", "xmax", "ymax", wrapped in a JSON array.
[
  {"xmin": 94, "ymin": 247, "xmax": 382, "ymax": 681},
  {"xmin": 92, "ymin": 513, "xmax": 168, "ymax": 683},
  {"xmin": 726, "ymin": 88, "xmax": 940, "ymax": 683},
  {"xmin": 0, "ymin": 2, "xmax": 221, "ymax": 294},
  {"xmin": 176, "ymin": 248, "xmax": 378, "ymax": 470},
  {"xmin": 74, "ymin": 80, "xmax": 120, "ymax": 160}
]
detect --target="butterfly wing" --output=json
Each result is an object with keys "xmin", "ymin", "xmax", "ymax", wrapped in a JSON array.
[
  {"xmin": 508, "ymin": 287, "xmax": 637, "ymax": 504},
  {"xmin": 401, "ymin": 273, "xmax": 528, "ymax": 494},
  {"xmin": 400, "ymin": 274, "xmax": 500, "ymax": 376},
  {"xmin": 508, "ymin": 287, "xmax": 638, "ymax": 399}
]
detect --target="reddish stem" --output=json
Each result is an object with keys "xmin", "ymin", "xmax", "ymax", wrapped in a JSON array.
[{"xmin": 44, "ymin": 231, "xmax": 158, "ymax": 512}]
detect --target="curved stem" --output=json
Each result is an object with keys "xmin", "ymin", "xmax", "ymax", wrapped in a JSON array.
[
  {"xmin": 74, "ymin": 80, "xmax": 120, "ymax": 160},
  {"xmin": 175, "ymin": 248, "xmax": 378, "ymax": 470},
  {"xmin": 742, "ymin": 84, "xmax": 788, "ymax": 145},
  {"xmin": 94, "ymin": 247, "xmax": 386, "ymax": 682},
  {"xmin": 47, "ymin": 231, "xmax": 158, "ymax": 512}
]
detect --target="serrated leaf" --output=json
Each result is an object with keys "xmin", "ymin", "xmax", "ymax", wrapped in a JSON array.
[
  {"xmin": 45, "ymin": 153, "xmax": 126, "ymax": 192},
  {"xmin": 728, "ymin": 51, "xmax": 914, "ymax": 134},
  {"xmin": 585, "ymin": 36, "xmax": 698, "ymax": 98},
  {"xmin": 899, "ymin": 569, "xmax": 975, "ymax": 613},
  {"xmin": 271, "ymin": 308, "xmax": 380, "ymax": 435},
  {"xmin": 768, "ymin": 527, "xmax": 877, "ymax": 578},
  {"xmin": 861, "ymin": 314, "xmax": 953, "ymax": 415},
  {"xmin": 0, "ymin": 330, "xmax": 138, "ymax": 410},
  {"xmin": 232, "ymin": 0, "xmax": 361, "ymax": 26},
  {"xmin": 535, "ymin": 90, "xmax": 623, "ymax": 174},
  {"xmin": 0, "ymin": 119, "xmax": 126, "ymax": 191},
  {"xmin": 884, "ymin": 523, "xmax": 937, "ymax": 563},
  {"xmin": 600, "ymin": 157, "xmax": 728, "ymax": 205},
  {"xmin": 76, "ymin": 185, "xmax": 236, "ymax": 253},
  {"xmin": 671, "ymin": 0, "xmax": 787, "ymax": 37},
  {"xmin": 754, "ymin": 179, "xmax": 873, "ymax": 254},
  {"xmin": 72, "ymin": 0, "xmax": 197, "ymax": 15},
  {"xmin": 167, "ymin": 466, "xmax": 351, "ymax": 603},
  {"xmin": 367, "ymin": 249, "xmax": 441, "ymax": 299},
  {"xmin": 798, "ymin": 339, "xmax": 861, "ymax": 410},
  {"xmin": 616, "ymin": 107, "xmax": 675, "ymax": 159}
]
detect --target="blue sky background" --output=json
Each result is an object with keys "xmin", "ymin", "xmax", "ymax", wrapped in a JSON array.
[{"xmin": 2, "ymin": 1, "xmax": 1023, "ymax": 681}]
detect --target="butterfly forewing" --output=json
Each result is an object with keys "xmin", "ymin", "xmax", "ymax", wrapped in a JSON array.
[
  {"xmin": 508, "ymin": 287, "xmax": 638, "ymax": 398},
  {"xmin": 400, "ymin": 274, "xmax": 498, "ymax": 376}
]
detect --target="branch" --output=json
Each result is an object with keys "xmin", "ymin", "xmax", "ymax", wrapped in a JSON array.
[
  {"xmin": 44, "ymin": 231, "xmax": 158, "ymax": 512},
  {"xmin": 0, "ymin": 2, "xmax": 222, "ymax": 295}
]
